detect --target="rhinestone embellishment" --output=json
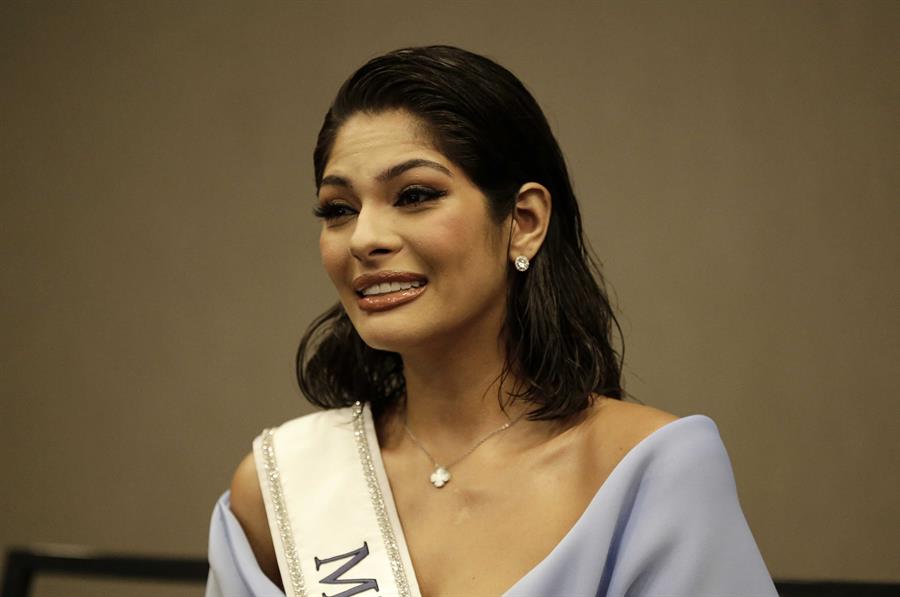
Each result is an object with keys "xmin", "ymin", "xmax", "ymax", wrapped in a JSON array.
[
  {"xmin": 514, "ymin": 255, "xmax": 530, "ymax": 272},
  {"xmin": 351, "ymin": 402, "xmax": 412, "ymax": 597},
  {"xmin": 430, "ymin": 466, "xmax": 451, "ymax": 488},
  {"xmin": 261, "ymin": 428, "xmax": 308, "ymax": 597}
]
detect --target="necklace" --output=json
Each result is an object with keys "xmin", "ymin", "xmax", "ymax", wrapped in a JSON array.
[{"xmin": 402, "ymin": 405, "xmax": 529, "ymax": 489}]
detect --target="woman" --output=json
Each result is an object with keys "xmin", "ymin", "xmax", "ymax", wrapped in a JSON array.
[{"xmin": 206, "ymin": 46, "xmax": 776, "ymax": 597}]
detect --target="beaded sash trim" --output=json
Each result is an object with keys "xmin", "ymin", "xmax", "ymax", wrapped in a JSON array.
[
  {"xmin": 351, "ymin": 401, "xmax": 413, "ymax": 597},
  {"xmin": 260, "ymin": 428, "xmax": 308, "ymax": 597}
]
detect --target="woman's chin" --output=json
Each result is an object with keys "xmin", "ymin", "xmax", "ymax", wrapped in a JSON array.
[
  {"xmin": 355, "ymin": 322, "xmax": 440, "ymax": 354},
  {"xmin": 358, "ymin": 331, "xmax": 424, "ymax": 354}
]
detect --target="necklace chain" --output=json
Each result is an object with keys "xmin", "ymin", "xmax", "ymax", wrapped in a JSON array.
[{"xmin": 402, "ymin": 403, "xmax": 529, "ymax": 488}]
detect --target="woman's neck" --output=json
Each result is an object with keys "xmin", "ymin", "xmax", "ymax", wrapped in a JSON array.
[{"xmin": 388, "ymin": 331, "xmax": 538, "ymax": 457}]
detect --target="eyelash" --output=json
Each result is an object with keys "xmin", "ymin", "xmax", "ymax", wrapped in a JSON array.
[{"xmin": 313, "ymin": 186, "xmax": 447, "ymax": 221}]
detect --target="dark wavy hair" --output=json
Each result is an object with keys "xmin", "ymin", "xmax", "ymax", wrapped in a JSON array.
[{"xmin": 297, "ymin": 45, "xmax": 623, "ymax": 420}]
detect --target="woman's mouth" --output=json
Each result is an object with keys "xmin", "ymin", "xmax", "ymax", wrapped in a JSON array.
[
  {"xmin": 353, "ymin": 272, "xmax": 428, "ymax": 312},
  {"xmin": 356, "ymin": 282, "xmax": 427, "ymax": 312},
  {"xmin": 359, "ymin": 280, "xmax": 424, "ymax": 296}
]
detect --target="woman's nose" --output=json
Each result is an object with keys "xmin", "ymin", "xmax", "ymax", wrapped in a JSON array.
[{"xmin": 348, "ymin": 205, "xmax": 400, "ymax": 262}]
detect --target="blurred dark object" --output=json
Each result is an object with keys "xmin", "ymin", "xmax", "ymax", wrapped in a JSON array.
[
  {"xmin": 774, "ymin": 580, "xmax": 900, "ymax": 596},
  {"xmin": 1, "ymin": 545, "xmax": 207, "ymax": 597}
]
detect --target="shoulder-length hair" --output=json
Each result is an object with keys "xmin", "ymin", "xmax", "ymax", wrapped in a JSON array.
[{"xmin": 297, "ymin": 45, "xmax": 623, "ymax": 420}]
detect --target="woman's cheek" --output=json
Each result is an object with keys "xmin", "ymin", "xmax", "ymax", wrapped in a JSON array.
[
  {"xmin": 319, "ymin": 232, "xmax": 347, "ymax": 285},
  {"xmin": 426, "ymin": 210, "xmax": 469, "ymax": 252}
]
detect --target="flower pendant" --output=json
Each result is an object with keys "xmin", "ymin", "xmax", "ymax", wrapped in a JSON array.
[{"xmin": 430, "ymin": 466, "xmax": 451, "ymax": 488}]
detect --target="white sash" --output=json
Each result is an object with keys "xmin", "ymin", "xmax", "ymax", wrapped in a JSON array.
[{"xmin": 253, "ymin": 402, "xmax": 422, "ymax": 597}]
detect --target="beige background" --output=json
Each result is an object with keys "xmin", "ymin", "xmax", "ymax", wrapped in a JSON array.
[{"xmin": 2, "ymin": 1, "xmax": 898, "ymax": 594}]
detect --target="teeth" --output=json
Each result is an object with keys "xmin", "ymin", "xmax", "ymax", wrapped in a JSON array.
[{"xmin": 361, "ymin": 280, "xmax": 423, "ymax": 296}]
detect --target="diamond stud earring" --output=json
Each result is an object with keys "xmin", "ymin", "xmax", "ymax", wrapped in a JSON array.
[{"xmin": 514, "ymin": 255, "xmax": 530, "ymax": 272}]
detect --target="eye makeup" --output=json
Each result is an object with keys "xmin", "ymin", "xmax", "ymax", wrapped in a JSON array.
[{"xmin": 313, "ymin": 185, "xmax": 448, "ymax": 222}]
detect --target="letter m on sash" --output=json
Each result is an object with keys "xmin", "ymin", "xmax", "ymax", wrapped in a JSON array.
[{"xmin": 314, "ymin": 541, "xmax": 380, "ymax": 597}]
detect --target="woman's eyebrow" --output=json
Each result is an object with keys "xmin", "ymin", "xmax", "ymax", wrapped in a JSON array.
[
  {"xmin": 319, "ymin": 158, "xmax": 453, "ymax": 191},
  {"xmin": 376, "ymin": 158, "xmax": 452, "ymax": 182}
]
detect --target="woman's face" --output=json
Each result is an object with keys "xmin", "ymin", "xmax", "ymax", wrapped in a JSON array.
[{"xmin": 317, "ymin": 110, "xmax": 510, "ymax": 354}]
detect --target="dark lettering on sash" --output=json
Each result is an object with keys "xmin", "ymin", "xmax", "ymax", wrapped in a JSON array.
[{"xmin": 314, "ymin": 541, "xmax": 380, "ymax": 597}]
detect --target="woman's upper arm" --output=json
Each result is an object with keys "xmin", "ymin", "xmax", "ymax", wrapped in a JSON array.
[{"xmin": 229, "ymin": 452, "xmax": 283, "ymax": 588}]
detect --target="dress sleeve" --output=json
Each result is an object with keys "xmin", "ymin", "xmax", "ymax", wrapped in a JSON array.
[
  {"xmin": 606, "ymin": 417, "xmax": 777, "ymax": 597},
  {"xmin": 205, "ymin": 491, "xmax": 286, "ymax": 597}
]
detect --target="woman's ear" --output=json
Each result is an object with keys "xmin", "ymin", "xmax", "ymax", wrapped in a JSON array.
[{"xmin": 508, "ymin": 182, "xmax": 552, "ymax": 264}]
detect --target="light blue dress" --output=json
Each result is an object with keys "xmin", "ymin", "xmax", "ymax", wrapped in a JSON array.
[{"xmin": 206, "ymin": 414, "xmax": 777, "ymax": 597}]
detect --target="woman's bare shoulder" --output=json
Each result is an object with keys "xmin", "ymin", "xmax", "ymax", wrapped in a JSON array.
[
  {"xmin": 587, "ymin": 396, "xmax": 680, "ymax": 455},
  {"xmin": 229, "ymin": 452, "xmax": 282, "ymax": 588}
]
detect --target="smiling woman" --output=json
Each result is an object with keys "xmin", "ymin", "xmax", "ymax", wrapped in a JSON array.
[
  {"xmin": 316, "ymin": 109, "xmax": 513, "ymax": 353},
  {"xmin": 205, "ymin": 46, "xmax": 777, "ymax": 597}
]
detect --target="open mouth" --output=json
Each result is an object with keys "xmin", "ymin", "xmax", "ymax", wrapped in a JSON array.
[
  {"xmin": 356, "ymin": 279, "xmax": 428, "ymax": 298},
  {"xmin": 354, "ymin": 278, "xmax": 429, "ymax": 312}
]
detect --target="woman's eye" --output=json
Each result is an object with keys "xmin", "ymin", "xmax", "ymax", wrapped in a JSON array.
[
  {"xmin": 395, "ymin": 186, "xmax": 447, "ymax": 207},
  {"xmin": 313, "ymin": 202, "xmax": 356, "ymax": 221}
]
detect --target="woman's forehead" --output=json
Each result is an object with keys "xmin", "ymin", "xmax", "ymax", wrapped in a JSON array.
[{"xmin": 325, "ymin": 111, "xmax": 447, "ymax": 178}]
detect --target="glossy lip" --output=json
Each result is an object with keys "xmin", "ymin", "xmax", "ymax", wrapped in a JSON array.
[
  {"xmin": 352, "ymin": 271, "xmax": 429, "ymax": 313},
  {"xmin": 352, "ymin": 271, "xmax": 428, "ymax": 294}
]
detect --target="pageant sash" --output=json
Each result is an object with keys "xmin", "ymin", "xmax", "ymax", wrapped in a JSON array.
[{"xmin": 253, "ymin": 402, "xmax": 421, "ymax": 597}]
